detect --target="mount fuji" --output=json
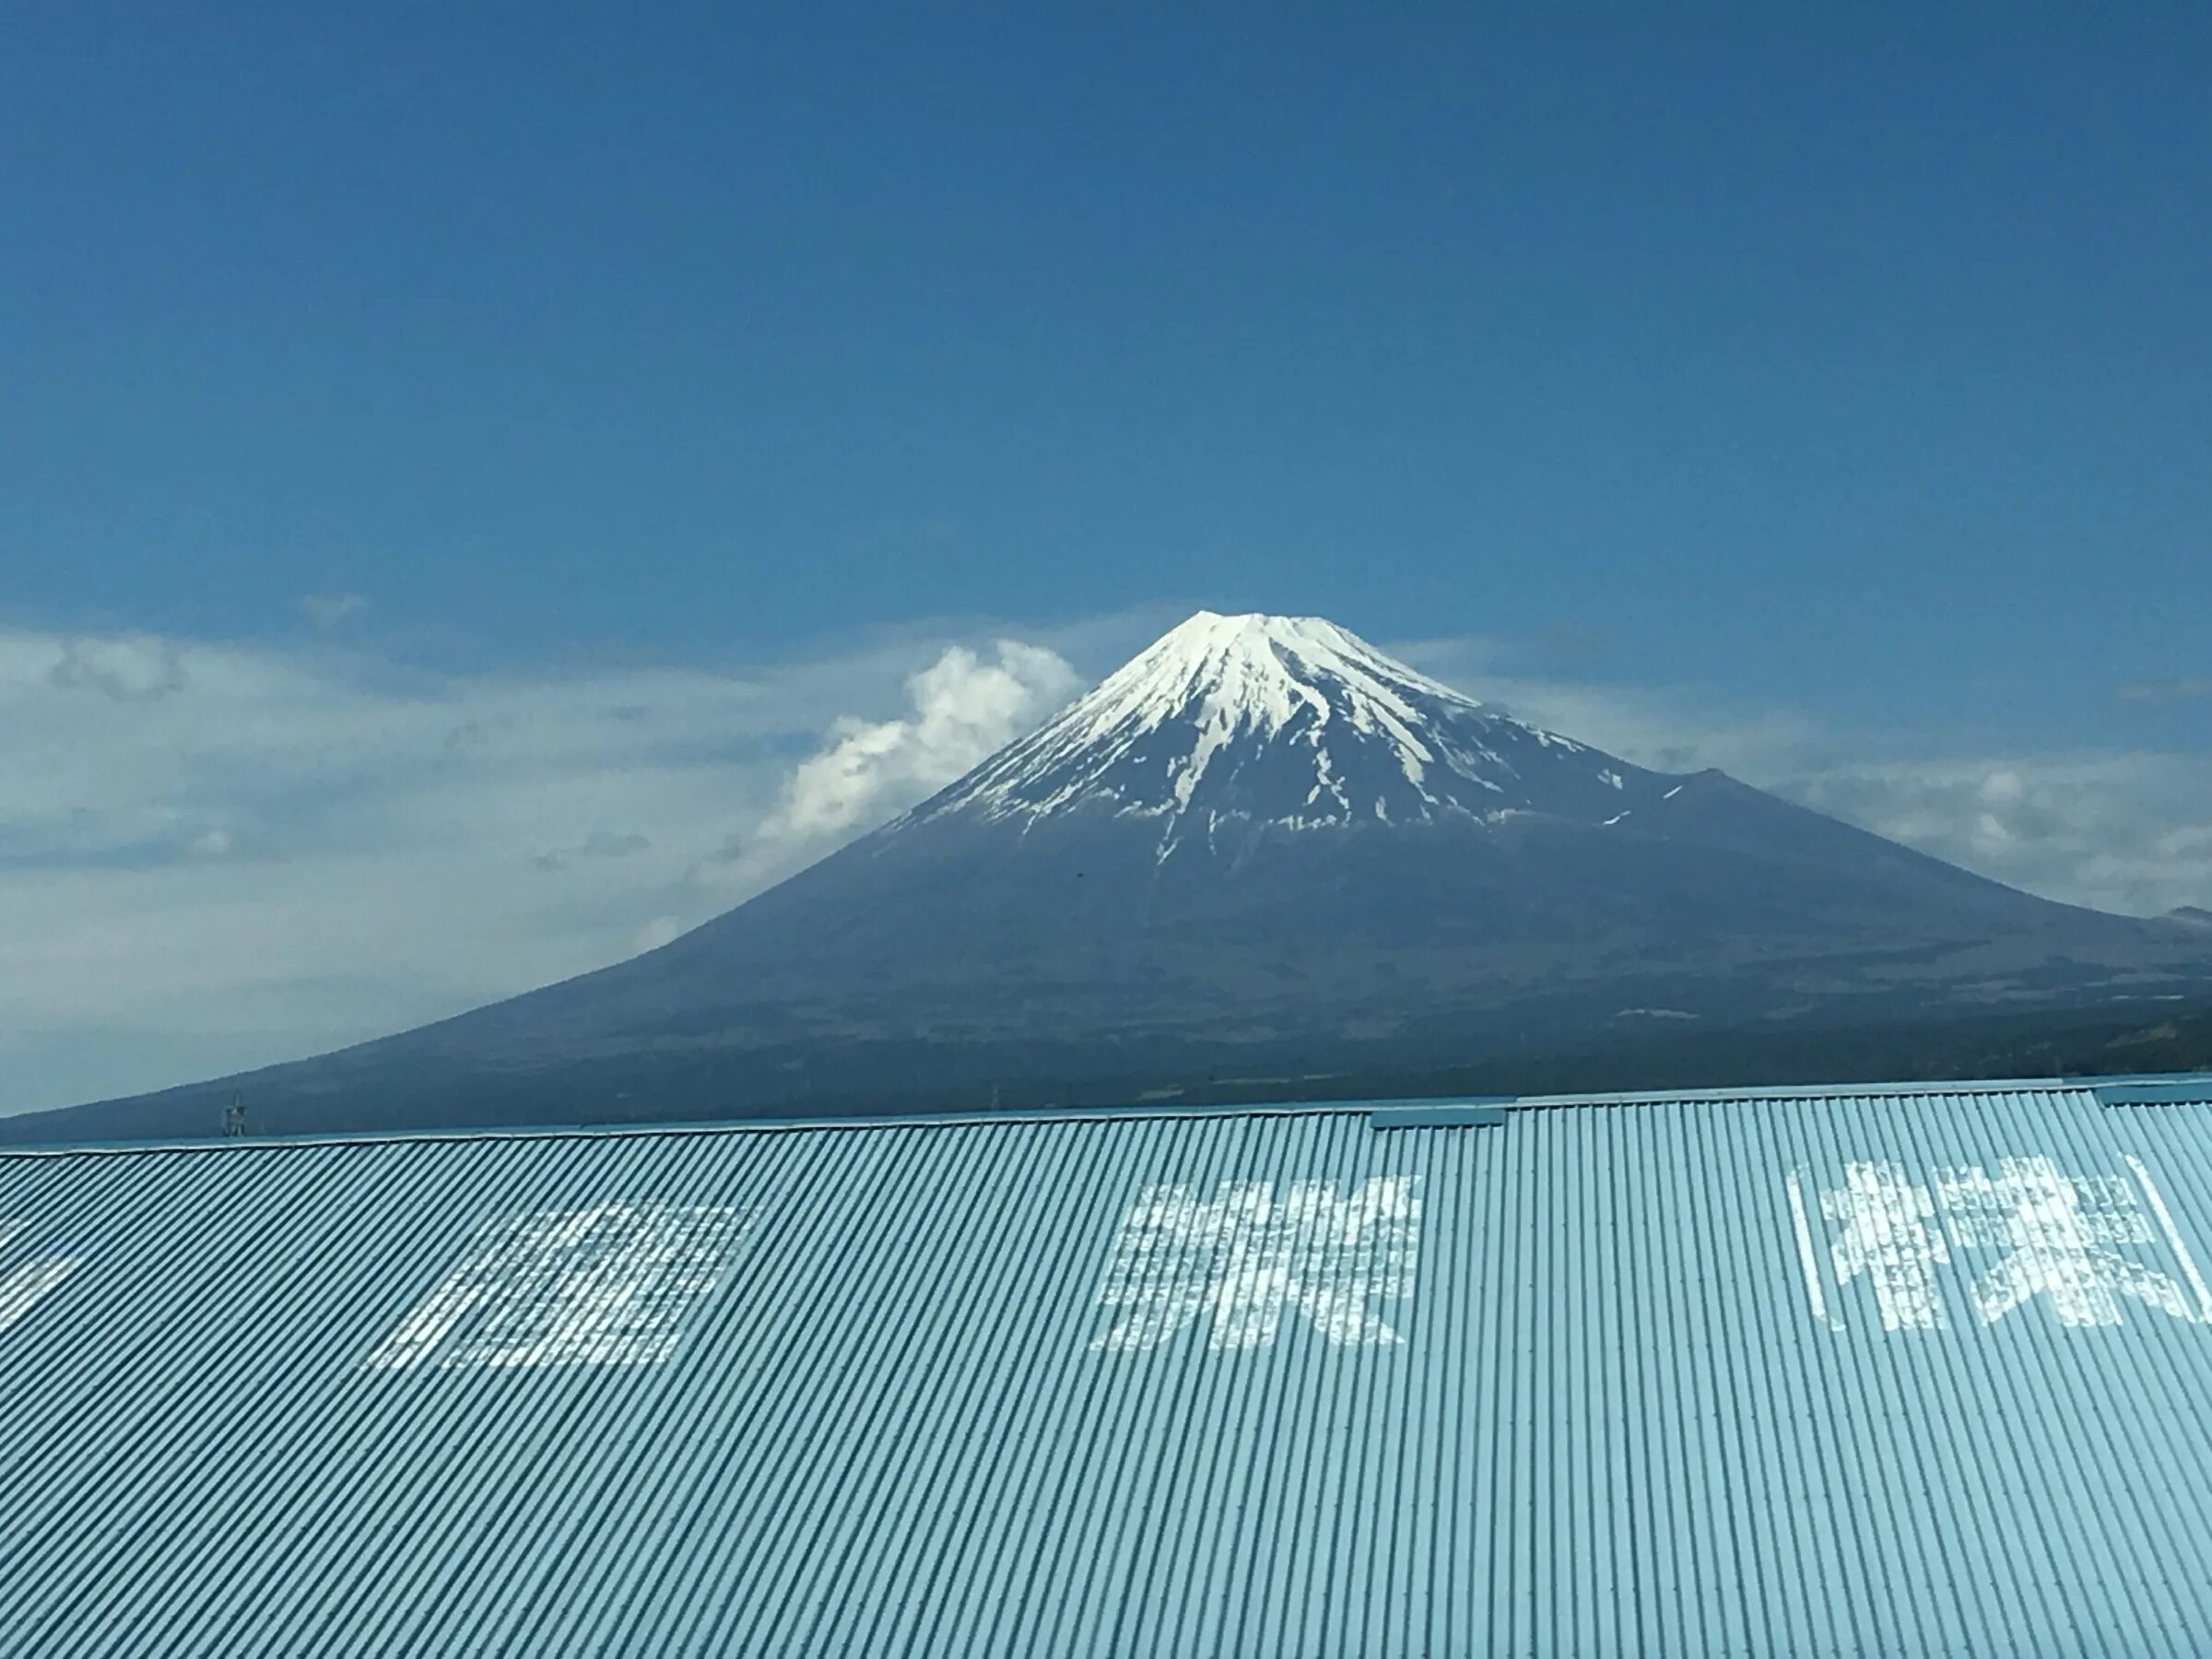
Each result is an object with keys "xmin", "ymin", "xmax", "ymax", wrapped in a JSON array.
[{"xmin": 18, "ymin": 612, "xmax": 2212, "ymax": 1139}]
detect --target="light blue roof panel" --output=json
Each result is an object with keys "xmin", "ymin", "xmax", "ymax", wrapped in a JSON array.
[{"xmin": 2, "ymin": 1081, "xmax": 2210, "ymax": 1654}]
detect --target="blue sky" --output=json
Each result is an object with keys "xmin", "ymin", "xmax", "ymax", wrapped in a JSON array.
[{"xmin": 3, "ymin": 5, "xmax": 2209, "ymax": 1112}]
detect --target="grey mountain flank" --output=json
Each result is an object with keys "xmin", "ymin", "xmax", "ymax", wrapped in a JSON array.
[{"xmin": 18, "ymin": 612, "xmax": 2212, "ymax": 1140}]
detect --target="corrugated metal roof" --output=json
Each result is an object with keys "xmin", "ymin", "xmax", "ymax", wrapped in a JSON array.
[{"xmin": 3, "ymin": 1078, "xmax": 2211, "ymax": 1655}]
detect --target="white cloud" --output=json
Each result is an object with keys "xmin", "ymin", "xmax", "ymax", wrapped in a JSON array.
[{"xmin": 701, "ymin": 639, "xmax": 1080, "ymax": 888}]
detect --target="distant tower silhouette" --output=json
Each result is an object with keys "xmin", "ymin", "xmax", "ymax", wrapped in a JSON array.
[{"xmin": 222, "ymin": 1092, "xmax": 248, "ymax": 1138}]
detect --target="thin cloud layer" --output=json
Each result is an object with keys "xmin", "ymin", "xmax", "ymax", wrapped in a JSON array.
[
  {"xmin": 1396, "ymin": 636, "xmax": 2212, "ymax": 919},
  {"xmin": 44, "ymin": 633, "xmax": 190, "ymax": 701},
  {"xmin": 0, "ymin": 622, "xmax": 1069, "ymax": 1116},
  {"xmin": 2118, "ymin": 677, "xmax": 2212, "ymax": 703},
  {"xmin": 1783, "ymin": 755, "xmax": 2212, "ymax": 920},
  {"xmin": 299, "ymin": 593, "xmax": 371, "ymax": 629}
]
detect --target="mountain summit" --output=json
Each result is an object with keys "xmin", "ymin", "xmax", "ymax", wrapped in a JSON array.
[
  {"xmin": 923, "ymin": 611, "xmax": 1626, "ymax": 845},
  {"xmin": 16, "ymin": 612, "xmax": 2212, "ymax": 1141}
]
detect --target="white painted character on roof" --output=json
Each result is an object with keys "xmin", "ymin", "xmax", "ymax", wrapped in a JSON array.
[
  {"xmin": 0, "ymin": 1220, "xmax": 77, "ymax": 1340},
  {"xmin": 1795, "ymin": 1152, "xmax": 2212, "ymax": 1335},
  {"xmin": 366, "ymin": 1201, "xmax": 758, "ymax": 1370},
  {"xmin": 1818, "ymin": 1162, "xmax": 1950, "ymax": 1330},
  {"xmin": 1090, "ymin": 1175, "xmax": 1420, "ymax": 1352},
  {"xmin": 1939, "ymin": 1157, "xmax": 2200, "ymax": 1329}
]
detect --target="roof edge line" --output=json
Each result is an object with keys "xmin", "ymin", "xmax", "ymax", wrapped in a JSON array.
[{"xmin": 2, "ymin": 1071, "xmax": 2197, "ymax": 1159}]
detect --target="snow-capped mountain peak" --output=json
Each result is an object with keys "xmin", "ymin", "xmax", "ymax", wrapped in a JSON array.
[
  {"xmin": 909, "ymin": 610, "xmax": 1657, "ymax": 852},
  {"xmin": 1072, "ymin": 609, "xmax": 1478, "ymax": 743}
]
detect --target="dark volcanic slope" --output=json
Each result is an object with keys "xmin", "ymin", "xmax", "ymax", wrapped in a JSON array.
[{"xmin": 17, "ymin": 612, "xmax": 2212, "ymax": 1139}]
